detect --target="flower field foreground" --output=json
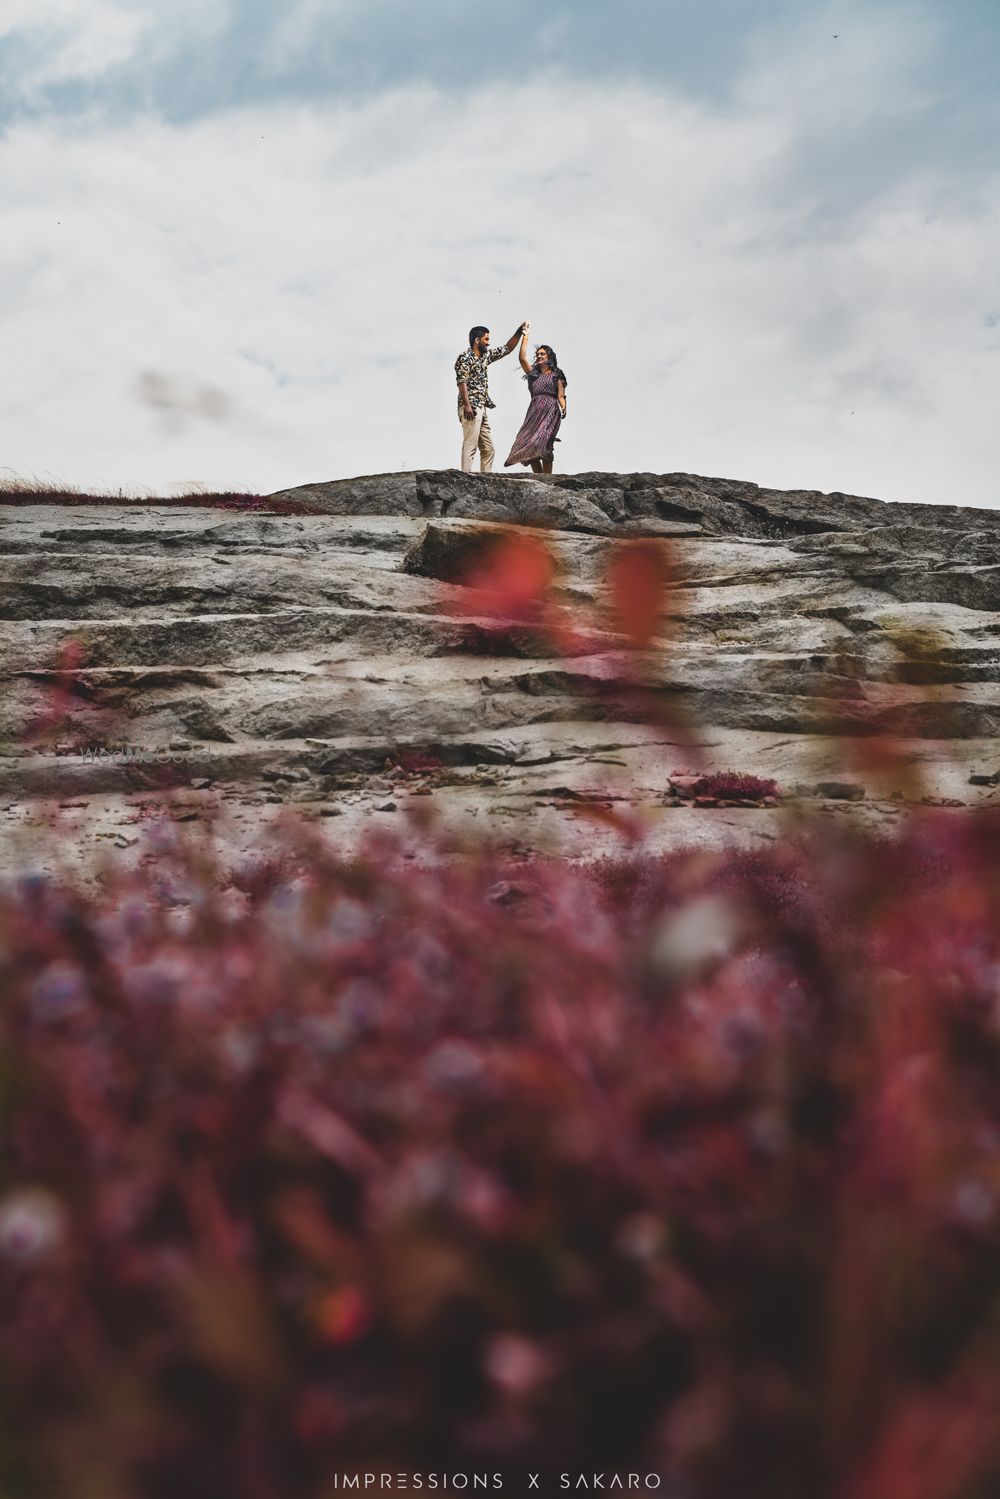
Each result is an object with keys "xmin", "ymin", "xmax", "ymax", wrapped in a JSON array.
[{"xmin": 2, "ymin": 810, "xmax": 1000, "ymax": 1499}]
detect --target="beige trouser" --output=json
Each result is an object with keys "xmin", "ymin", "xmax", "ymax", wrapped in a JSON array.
[{"xmin": 459, "ymin": 407, "xmax": 495, "ymax": 473}]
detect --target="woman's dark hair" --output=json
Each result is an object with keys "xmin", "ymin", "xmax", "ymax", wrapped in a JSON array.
[
  {"xmin": 527, "ymin": 345, "xmax": 567, "ymax": 386},
  {"xmin": 468, "ymin": 325, "xmax": 489, "ymax": 348}
]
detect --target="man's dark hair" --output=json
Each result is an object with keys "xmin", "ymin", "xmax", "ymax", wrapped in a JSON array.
[{"xmin": 468, "ymin": 326, "xmax": 489, "ymax": 348}]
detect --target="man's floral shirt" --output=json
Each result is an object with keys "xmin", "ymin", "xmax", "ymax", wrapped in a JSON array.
[{"xmin": 454, "ymin": 342, "xmax": 512, "ymax": 414}]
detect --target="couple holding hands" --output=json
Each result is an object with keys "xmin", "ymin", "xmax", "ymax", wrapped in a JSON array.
[{"xmin": 455, "ymin": 320, "xmax": 568, "ymax": 475}]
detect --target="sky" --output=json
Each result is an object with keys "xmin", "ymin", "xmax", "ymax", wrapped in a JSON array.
[{"xmin": 0, "ymin": 0, "xmax": 997, "ymax": 505}]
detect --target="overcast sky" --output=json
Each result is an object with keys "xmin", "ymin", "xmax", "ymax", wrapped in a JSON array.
[{"xmin": 1, "ymin": 0, "xmax": 997, "ymax": 504}]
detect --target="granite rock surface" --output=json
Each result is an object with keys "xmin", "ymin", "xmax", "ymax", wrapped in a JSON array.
[{"xmin": 3, "ymin": 468, "xmax": 999, "ymax": 878}]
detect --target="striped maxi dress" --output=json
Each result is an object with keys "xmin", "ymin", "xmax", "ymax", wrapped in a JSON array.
[{"xmin": 503, "ymin": 370, "xmax": 563, "ymax": 467}]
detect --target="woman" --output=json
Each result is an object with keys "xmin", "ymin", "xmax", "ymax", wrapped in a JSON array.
[{"xmin": 503, "ymin": 323, "xmax": 567, "ymax": 473}]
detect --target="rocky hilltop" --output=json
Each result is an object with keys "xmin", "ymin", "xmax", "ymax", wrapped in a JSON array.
[{"xmin": 3, "ymin": 469, "xmax": 999, "ymax": 877}]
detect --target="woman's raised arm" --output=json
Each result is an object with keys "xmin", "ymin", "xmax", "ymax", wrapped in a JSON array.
[{"xmin": 518, "ymin": 322, "xmax": 533, "ymax": 375}]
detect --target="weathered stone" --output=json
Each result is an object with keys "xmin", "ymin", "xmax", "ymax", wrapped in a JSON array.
[
  {"xmin": 402, "ymin": 521, "xmax": 519, "ymax": 583},
  {"xmin": 811, "ymin": 781, "xmax": 866, "ymax": 801},
  {"xmin": 266, "ymin": 472, "xmax": 421, "ymax": 515},
  {"xmin": 445, "ymin": 489, "xmax": 615, "ymax": 534},
  {"xmin": 4, "ymin": 469, "xmax": 1000, "ymax": 858}
]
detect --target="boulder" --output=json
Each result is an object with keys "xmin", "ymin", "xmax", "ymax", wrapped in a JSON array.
[
  {"xmin": 402, "ymin": 521, "xmax": 520, "ymax": 584},
  {"xmin": 267, "ymin": 472, "xmax": 422, "ymax": 515}
]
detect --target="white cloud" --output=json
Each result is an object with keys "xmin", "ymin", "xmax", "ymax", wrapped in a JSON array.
[
  {"xmin": 738, "ymin": 1, "xmax": 942, "ymax": 121},
  {"xmin": 0, "ymin": 0, "xmax": 229, "ymax": 98},
  {"xmin": 1, "ymin": 0, "xmax": 145, "ymax": 91},
  {"xmin": 264, "ymin": 0, "xmax": 361, "ymax": 71},
  {"xmin": 0, "ymin": 57, "xmax": 997, "ymax": 505},
  {"xmin": 0, "ymin": 0, "xmax": 99, "ymax": 38}
]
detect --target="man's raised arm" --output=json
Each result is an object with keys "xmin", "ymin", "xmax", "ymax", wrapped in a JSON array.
[{"xmin": 490, "ymin": 322, "xmax": 529, "ymax": 361}]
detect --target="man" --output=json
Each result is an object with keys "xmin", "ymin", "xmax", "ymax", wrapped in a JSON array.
[{"xmin": 455, "ymin": 321, "xmax": 528, "ymax": 473}]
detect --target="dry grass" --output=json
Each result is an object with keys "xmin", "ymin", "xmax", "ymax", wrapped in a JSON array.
[{"xmin": 0, "ymin": 473, "xmax": 320, "ymax": 513}]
